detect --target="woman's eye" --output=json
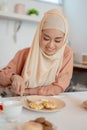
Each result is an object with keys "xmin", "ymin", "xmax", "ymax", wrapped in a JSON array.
[
  {"xmin": 44, "ymin": 37, "xmax": 49, "ymax": 41},
  {"xmin": 55, "ymin": 40, "xmax": 61, "ymax": 43}
]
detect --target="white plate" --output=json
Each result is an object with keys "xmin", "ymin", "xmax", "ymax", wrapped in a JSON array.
[{"xmin": 22, "ymin": 95, "xmax": 65, "ymax": 112}]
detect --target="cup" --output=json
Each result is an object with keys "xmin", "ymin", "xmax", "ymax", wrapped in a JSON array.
[
  {"xmin": 3, "ymin": 100, "xmax": 23, "ymax": 122},
  {"xmin": 14, "ymin": 3, "xmax": 25, "ymax": 14}
]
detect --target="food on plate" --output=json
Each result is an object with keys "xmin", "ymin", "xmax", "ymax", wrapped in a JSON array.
[
  {"xmin": 82, "ymin": 100, "xmax": 87, "ymax": 108},
  {"xmin": 28, "ymin": 101, "xmax": 44, "ymax": 110},
  {"xmin": 43, "ymin": 120, "xmax": 53, "ymax": 127},
  {"xmin": 23, "ymin": 96, "xmax": 65, "ymax": 112},
  {"xmin": 22, "ymin": 121, "xmax": 43, "ymax": 130},
  {"xmin": 22, "ymin": 117, "xmax": 55, "ymax": 130},
  {"xmin": 27, "ymin": 99, "xmax": 57, "ymax": 110},
  {"xmin": 42, "ymin": 101, "xmax": 56, "ymax": 109},
  {"xmin": 35, "ymin": 117, "xmax": 45, "ymax": 123}
]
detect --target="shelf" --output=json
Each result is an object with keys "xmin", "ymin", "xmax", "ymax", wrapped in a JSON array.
[
  {"xmin": 0, "ymin": 11, "xmax": 40, "ymax": 22},
  {"xmin": 74, "ymin": 62, "xmax": 87, "ymax": 69}
]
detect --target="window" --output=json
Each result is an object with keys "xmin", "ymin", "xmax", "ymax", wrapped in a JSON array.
[{"xmin": 38, "ymin": 0, "xmax": 63, "ymax": 5}]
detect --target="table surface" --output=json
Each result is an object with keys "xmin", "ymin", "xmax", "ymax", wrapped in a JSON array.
[{"xmin": 0, "ymin": 91, "xmax": 87, "ymax": 130}]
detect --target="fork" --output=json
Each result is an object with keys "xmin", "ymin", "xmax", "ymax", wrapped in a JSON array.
[{"xmin": 25, "ymin": 97, "xmax": 31, "ymax": 104}]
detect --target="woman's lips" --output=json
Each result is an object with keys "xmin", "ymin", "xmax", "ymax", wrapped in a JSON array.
[{"xmin": 46, "ymin": 47, "xmax": 55, "ymax": 52}]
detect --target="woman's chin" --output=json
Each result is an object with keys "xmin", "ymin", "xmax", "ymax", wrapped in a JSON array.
[{"xmin": 45, "ymin": 52, "xmax": 56, "ymax": 56}]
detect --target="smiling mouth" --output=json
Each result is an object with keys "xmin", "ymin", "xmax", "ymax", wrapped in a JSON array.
[{"xmin": 46, "ymin": 47, "xmax": 55, "ymax": 52}]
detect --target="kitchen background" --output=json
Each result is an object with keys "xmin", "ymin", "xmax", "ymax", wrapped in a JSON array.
[
  {"xmin": 0, "ymin": 0, "xmax": 87, "ymax": 90},
  {"xmin": 0, "ymin": 0, "xmax": 63, "ymax": 69}
]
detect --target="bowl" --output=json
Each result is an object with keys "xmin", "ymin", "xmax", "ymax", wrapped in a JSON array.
[{"xmin": 3, "ymin": 100, "xmax": 23, "ymax": 122}]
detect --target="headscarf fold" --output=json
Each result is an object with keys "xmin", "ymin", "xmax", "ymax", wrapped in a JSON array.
[{"xmin": 22, "ymin": 9, "xmax": 68, "ymax": 88}]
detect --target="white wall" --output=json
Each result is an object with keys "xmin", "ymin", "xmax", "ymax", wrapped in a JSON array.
[
  {"xmin": 1, "ymin": 0, "xmax": 87, "ymax": 69},
  {"xmin": 0, "ymin": 0, "xmax": 61, "ymax": 69},
  {"xmin": 63, "ymin": 0, "xmax": 87, "ymax": 63}
]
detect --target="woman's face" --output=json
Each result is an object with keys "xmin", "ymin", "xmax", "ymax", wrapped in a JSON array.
[{"xmin": 40, "ymin": 29, "xmax": 65, "ymax": 56}]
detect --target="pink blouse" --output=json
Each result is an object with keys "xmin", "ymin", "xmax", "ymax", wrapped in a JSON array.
[{"xmin": 0, "ymin": 45, "xmax": 73, "ymax": 95}]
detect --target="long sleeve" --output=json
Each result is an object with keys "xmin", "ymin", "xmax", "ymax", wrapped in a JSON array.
[
  {"xmin": 54, "ymin": 45, "xmax": 73, "ymax": 91},
  {"xmin": 0, "ymin": 48, "xmax": 29, "ymax": 86},
  {"xmin": 27, "ymin": 45, "xmax": 73, "ymax": 96}
]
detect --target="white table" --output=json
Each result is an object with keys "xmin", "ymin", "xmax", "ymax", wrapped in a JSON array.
[{"xmin": 0, "ymin": 91, "xmax": 87, "ymax": 130}]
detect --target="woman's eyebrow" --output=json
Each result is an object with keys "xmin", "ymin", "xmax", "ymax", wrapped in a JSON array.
[
  {"xmin": 55, "ymin": 36, "xmax": 63, "ymax": 39},
  {"xmin": 55, "ymin": 34, "xmax": 65, "ymax": 39},
  {"xmin": 42, "ymin": 31, "xmax": 65, "ymax": 39},
  {"xmin": 43, "ymin": 32, "xmax": 50, "ymax": 38}
]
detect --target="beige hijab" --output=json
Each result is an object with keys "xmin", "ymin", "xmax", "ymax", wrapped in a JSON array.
[{"xmin": 22, "ymin": 9, "xmax": 68, "ymax": 88}]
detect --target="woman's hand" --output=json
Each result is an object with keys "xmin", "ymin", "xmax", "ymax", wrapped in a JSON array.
[{"xmin": 11, "ymin": 74, "xmax": 25, "ymax": 96}]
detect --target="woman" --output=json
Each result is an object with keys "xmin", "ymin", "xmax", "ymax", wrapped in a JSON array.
[{"xmin": 0, "ymin": 9, "xmax": 73, "ymax": 96}]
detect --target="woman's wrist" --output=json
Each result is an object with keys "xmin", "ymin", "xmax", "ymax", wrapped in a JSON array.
[
  {"xmin": 10, "ymin": 73, "xmax": 16, "ymax": 83},
  {"xmin": 52, "ymin": 82, "xmax": 64, "ymax": 92},
  {"xmin": 23, "ymin": 88, "xmax": 29, "ymax": 96},
  {"xmin": 57, "ymin": 85, "xmax": 64, "ymax": 92},
  {"xmin": 24, "ymin": 88, "xmax": 39, "ymax": 95}
]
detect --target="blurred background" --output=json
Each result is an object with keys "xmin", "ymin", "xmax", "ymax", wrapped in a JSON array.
[{"xmin": 0, "ymin": 0, "xmax": 87, "ymax": 91}]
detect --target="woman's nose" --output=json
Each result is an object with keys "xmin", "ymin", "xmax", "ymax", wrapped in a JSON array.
[{"xmin": 48, "ymin": 40, "xmax": 54, "ymax": 48}]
